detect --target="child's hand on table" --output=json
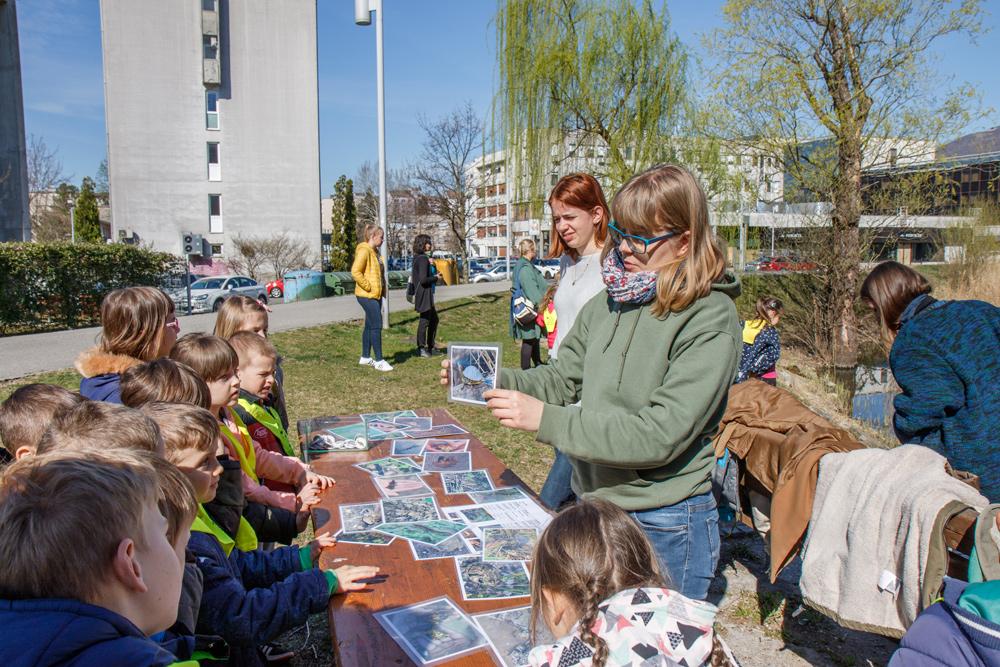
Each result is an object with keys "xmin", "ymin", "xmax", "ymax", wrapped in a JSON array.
[
  {"xmin": 308, "ymin": 531, "xmax": 337, "ymax": 562},
  {"xmin": 305, "ymin": 471, "xmax": 335, "ymax": 490},
  {"xmin": 330, "ymin": 565, "xmax": 381, "ymax": 594},
  {"xmin": 297, "ymin": 481, "xmax": 321, "ymax": 507}
]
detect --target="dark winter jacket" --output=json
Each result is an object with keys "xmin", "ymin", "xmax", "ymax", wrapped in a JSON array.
[
  {"xmin": 889, "ymin": 579, "xmax": 1000, "ymax": 666},
  {"xmin": 0, "ymin": 598, "xmax": 183, "ymax": 667},
  {"xmin": 890, "ymin": 294, "xmax": 1000, "ymax": 501},
  {"xmin": 411, "ymin": 253, "xmax": 437, "ymax": 314},
  {"xmin": 188, "ymin": 530, "xmax": 332, "ymax": 667},
  {"xmin": 75, "ymin": 348, "xmax": 146, "ymax": 403},
  {"xmin": 735, "ymin": 322, "xmax": 781, "ymax": 383},
  {"xmin": 510, "ymin": 257, "xmax": 547, "ymax": 340}
]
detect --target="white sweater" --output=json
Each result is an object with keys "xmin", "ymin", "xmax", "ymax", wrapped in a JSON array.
[{"xmin": 551, "ymin": 250, "xmax": 605, "ymax": 359}]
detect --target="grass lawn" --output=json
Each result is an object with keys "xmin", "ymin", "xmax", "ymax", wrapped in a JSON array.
[{"xmin": 0, "ymin": 293, "xmax": 555, "ymax": 492}]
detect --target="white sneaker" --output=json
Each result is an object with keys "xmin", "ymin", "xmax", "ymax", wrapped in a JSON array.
[
  {"xmin": 371, "ymin": 359, "xmax": 393, "ymax": 372},
  {"xmin": 359, "ymin": 357, "xmax": 373, "ymax": 366}
]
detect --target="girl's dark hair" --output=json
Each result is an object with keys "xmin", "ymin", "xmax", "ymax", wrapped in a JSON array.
[
  {"xmin": 412, "ymin": 234, "xmax": 432, "ymax": 255},
  {"xmin": 530, "ymin": 498, "xmax": 664, "ymax": 667},
  {"xmin": 860, "ymin": 260, "xmax": 932, "ymax": 349},
  {"xmin": 754, "ymin": 295, "xmax": 784, "ymax": 323}
]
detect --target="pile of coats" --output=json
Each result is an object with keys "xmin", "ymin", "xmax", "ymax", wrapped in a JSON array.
[{"xmin": 714, "ymin": 380, "xmax": 1000, "ymax": 665}]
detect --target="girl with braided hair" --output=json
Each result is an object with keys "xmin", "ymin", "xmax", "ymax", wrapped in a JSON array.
[{"xmin": 528, "ymin": 499, "xmax": 719, "ymax": 667}]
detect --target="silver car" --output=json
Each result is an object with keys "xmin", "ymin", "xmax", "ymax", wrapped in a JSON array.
[
  {"xmin": 470, "ymin": 265, "xmax": 512, "ymax": 283},
  {"xmin": 171, "ymin": 275, "xmax": 267, "ymax": 314}
]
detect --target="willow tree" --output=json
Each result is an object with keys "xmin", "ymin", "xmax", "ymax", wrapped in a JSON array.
[
  {"xmin": 495, "ymin": 0, "xmax": 691, "ymax": 207},
  {"xmin": 705, "ymin": 0, "xmax": 983, "ymax": 365}
]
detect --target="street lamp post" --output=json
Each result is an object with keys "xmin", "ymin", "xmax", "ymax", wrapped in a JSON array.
[
  {"xmin": 355, "ymin": 0, "xmax": 390, "ymax": 330},
  {"xmin": 68, "ymin": 198, "xmax": 76, "ymax": 244}
]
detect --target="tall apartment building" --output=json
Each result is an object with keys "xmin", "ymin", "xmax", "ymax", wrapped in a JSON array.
[
  {"xmin": 0, "ymin": 0, "xmax": 30, "ymax": 242},
  {"xmin": 99, "ymin": 0, "xmax": 321, "ymax": 268}
]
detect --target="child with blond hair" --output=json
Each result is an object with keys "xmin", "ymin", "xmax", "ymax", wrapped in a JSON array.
[{"xmin": 170, "ymin": 333, "xmax": 332, "ymax": 544}]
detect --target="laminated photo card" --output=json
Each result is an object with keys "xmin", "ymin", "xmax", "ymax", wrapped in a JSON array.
[
  {"xmin": 374, "ymin": 520, "xmax": 467, "ymax": 546},
  {"xmin": 375, "ymin": 596, "xmax": 487, "ymax": 666},
  {"xmin": 422, "ymin": 438, "xmax": 470, "ymax": 453},
  {"xmin": 373, "ymin": 474, "xmax": 434, "ymax": 498},
  {"xmin": 481, "ymin": 528, "xmax": 539, "ymax": 562},
  {"xmin": 422, "ymin": 451, "xmax": 471, "ymax": 473},
  {"xmin": 390, "ymin": 439, "xmax": 428, "ymax": 456},
  {"xmin": 455, "ymin": 557, "xmax": 531, "ymax": 601},
  {"xmin": 410, "ymin": 533, "xmax": 474, "ymax": 561},
  {"xmin": 473, "ymin": 606, "xmax": 556, "ymax": 667},
  {"xmin": 354, "ymin": 457, "xmax": 423, "ymax": 477},
  {"xmin": 448, "ymin": 343, "xmax": 501, "ymax": 406},
  {"xmin": 335, "ymin": 530, "xmax": 395, "ymax": 546},
  {"xmin": 380, "ymin": 495, "xmax": 440, "ymax": 523},
  {"xmin": 440, "ymin": 470, "xmax": 495, "ymax": 495},
  {"xmin": 360, "ymin": 410, "xmax": 417, "ymax": 423},
  {"xmin": 339, "ymin": 502, "xmax": 384, "ymax": 532}
]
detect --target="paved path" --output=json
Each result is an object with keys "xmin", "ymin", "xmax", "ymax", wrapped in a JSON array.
[{"xmin": 0, "ymin": 281, "xmax": 511, "ymax": 381}]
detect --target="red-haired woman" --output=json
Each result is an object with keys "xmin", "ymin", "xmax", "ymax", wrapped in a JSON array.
[{"xmin": 537, "ymin": 173, "xmax": 612, "ymax": 510}]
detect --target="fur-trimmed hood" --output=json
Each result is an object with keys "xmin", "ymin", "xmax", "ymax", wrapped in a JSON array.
[
  {"xmin": 76, "ymin": 348, "xmax": 145, "ymax": 403},
  {"xmin": 74, "ymin": 347, "xmax": 144, "ymax": 378}
]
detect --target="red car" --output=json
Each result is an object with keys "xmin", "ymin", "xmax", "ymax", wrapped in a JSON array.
[
  {"xmin": 265, "ymin": 279, "xmax": 283, "ymax": 299},
  {"xmin": 759, "ymin": 255, "xmax": 817, "ymax": 272}
]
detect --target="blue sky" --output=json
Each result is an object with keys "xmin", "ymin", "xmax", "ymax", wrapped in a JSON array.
[{"xmin": 17, "ymin": 0, "xmax": 1000, "ymax": 195}]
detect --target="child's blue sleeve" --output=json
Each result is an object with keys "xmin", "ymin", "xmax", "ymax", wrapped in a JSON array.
[{"xmin": 233, "ymin": 545, "xmax": 302, "ymax": 589}]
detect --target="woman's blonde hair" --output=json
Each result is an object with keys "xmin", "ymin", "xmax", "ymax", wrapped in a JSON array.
[
  {"xmin": 530, "ymin": 498, "xmax": 664, "ymax": 667},
  {"xmin": 860, "ymin": 260, "xmax": 932, "ymax": 350},
  {"xmin": 98, "ymin": 287, "xmax": 175, "ymax": 361},
  {"xmin": 611, "ymin": 165, "xmax": 727, "ymax": 317},
  {"xmin": 363, "ymin": 224, "xmax": 382, "ymax": 242},
  {"xmin": 518, "ymin": 238, "xmax": 536, "ymax": 256},
  {"xmin": 214, "ymin": 295, "xmax": 268, "ymax": 339}
]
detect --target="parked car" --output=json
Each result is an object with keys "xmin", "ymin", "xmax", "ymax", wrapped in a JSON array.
[
  {"xmin": 758, "ymin": 255, "xmax": 818, "ymax": 272},
  {"xmin": 470, "ymin": 265, "xmax": 512, "ymax": 283},
  {"xmin": 171, "ymin": 275, "xmax": 267, "ymax": 314},
  {"xmin": 160, "ymin": 272, "xmax": 207, "ymax": 291},
  {"xmin": 265, "ymin": 278, "xmax": 284, "ymax": 299},
  {"xmin": 535, "ymin": 258, "xmax": 561, "ymax": 279}
]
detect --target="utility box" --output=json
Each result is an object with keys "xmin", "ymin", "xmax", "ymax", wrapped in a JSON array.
[{"xmin": 282, "ymin": 270, "xmax": 325, "ymax": 303}]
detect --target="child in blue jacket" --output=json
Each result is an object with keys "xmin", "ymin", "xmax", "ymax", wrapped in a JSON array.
[
  {"xmin": 736, "ymin": 296, "xmax": 784, "ymax": 385},
  {"xmin": 0, "ymin": 449, "xmax": 193, "ymax": 667}
]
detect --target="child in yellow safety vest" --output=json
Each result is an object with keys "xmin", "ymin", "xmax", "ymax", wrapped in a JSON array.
[{"xmin": 230, "ymin": 332, "xmax": 298, "ymax": 494}]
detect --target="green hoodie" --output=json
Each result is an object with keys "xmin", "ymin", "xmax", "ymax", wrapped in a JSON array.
[{"xmin": 500, "ymin": 273, "xmax": 741, "ymax": 510}]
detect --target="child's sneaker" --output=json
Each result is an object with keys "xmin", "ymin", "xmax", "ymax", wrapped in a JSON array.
[
  {"xmin": 259, "ymin": 641, "xmax": 295, "ymax": 663},
  {"xmin": 372, "ymin": 359, "xmax": 393, "ymax": 372},
  {"xmin": 359, "ymin": 356, "xmax": 373, "ymax": 366}
]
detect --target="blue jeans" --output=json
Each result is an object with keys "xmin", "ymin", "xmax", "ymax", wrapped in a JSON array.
[
  {"xmin": 357, "ymin": 297, "xmax": 383, "ymax": 360},
  {"xmin": 539, "ymin": 450, "xmax": 576, "ymax": 510},
  {"xmin": 629, "ymin": 492, "xmax": 720, "ymax": 601}
]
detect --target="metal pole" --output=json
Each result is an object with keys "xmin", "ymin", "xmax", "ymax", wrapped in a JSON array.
[
  {"xmin": 739, "ymin": 214, "xmax": 747, "ymax": 271},
  {"xmin": 374, "ymin": 0, "xmax": 389, "ymax": 330},
  {"xmin": 69, "ymin": 205, "xmax": 75, "ymax": 244},
  {"xmin": 771, "ymin": 225, "xmax": 775, "ymax": 256},
  {"xmin": 185, "ymin": 260, "xmax": 193, "ymax": 316},
  {"xmin": 505, "ymin": 160, "xmax": 511, "ymax": 278}
]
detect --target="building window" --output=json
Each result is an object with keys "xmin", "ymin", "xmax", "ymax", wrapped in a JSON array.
[
  {"xmin": 202, "ymin": 0, "xmax": 217, "ymax": 10},
  {"xmin": 209, "ymin": 194, "xmax": 222, "ymax": 233},
  {"xmin": 211, "ymin": 243, "xmax": 224, "ymax": 257},
  {"xmin": 203, "ymin": 35, "xmax": 218, "ymax": 60},
  {"xmin": 206, "ymin": 91, "xmax": 219, "ymax": 130},
  {"xmin": 207, "ymin": 143, "xmax": 221, "ymax": 181}
]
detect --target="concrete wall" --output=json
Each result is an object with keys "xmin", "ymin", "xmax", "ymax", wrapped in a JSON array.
[
  {"xmin": 0, "ymin": 0, "xmax": 30, "ymax": 241},
  {"xmin": 100, "ymin": 0, "xmax": 321, "ymax": 260}
]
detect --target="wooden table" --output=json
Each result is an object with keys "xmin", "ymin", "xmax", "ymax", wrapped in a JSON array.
[{"xmin": 305, "ymin": 408, "xmax": 543, "ymax": 667}]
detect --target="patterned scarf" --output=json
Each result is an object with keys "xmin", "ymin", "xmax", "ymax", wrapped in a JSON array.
[{"xmin": 601, "ymin": 248, "xmax": 659, "ymax": 304}]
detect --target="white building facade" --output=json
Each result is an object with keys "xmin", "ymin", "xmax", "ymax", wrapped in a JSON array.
[{"xmin": 100, "ymin": 0, "xmax": 321, "ymax": 270}]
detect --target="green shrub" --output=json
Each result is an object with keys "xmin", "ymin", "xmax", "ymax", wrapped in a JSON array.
[{"xmin": 0, "ymin": 243, "xmax": 179, "ymax": 334}]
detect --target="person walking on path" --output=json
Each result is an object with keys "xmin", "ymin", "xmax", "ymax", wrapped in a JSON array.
[
  {"xmin": 351, "ymin": 224, "xmax": 392, "ymax": 372},
  {"xmin": 411, "ymin": 234, "xmax": 440, "ymax": 358},
  {"xmin": 510, "ymin": 239, "xmax": 549, "ymax": 370},
  {"xmin": 538, "ymin": 173, "xmax": 611, "ymax": 510},
  {"xmin": 861, "ymin": 260, "xmax": 1000, "ymax": 501},
  {"xmin": 445, "ymin": 165, "xmax": 742, "ymax": 601}
]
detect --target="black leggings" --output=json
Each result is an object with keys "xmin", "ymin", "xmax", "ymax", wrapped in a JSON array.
[
  {"xmin": 520, "ymin": 339, "xmax": 541, "ymax": 370},
  {"xmin": 417, "ymin": 307, "xmax": 438, "ymax": 349}
]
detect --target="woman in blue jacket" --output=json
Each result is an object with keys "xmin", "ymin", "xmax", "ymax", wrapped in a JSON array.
[{"xmin": 861, "ymin": 261, "xmax": 1000, "ymax": 501}]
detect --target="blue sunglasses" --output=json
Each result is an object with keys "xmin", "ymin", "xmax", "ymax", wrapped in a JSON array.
[{"xmin": 608, "ymin": 222, "xmax": 679, "ymax": 256}]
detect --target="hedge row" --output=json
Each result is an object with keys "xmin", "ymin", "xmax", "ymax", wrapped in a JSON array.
[{"xmin": 0, "ymin": 243, "xmax": 179, "ymax": 335}]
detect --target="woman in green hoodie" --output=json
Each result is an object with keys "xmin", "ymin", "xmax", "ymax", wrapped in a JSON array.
[{"xmin": 462, "ymin": 164, "xmax": 742, "ymax": 601}]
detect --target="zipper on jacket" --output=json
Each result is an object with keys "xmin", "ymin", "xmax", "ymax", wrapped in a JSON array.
[{"xmin": 617, "ymin": 307, "xmax": 643, "ymax": 390}]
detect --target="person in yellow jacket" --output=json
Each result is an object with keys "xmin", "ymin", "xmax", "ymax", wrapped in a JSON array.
[{"xmin": 351, "ymin": 224, "xmax": 392, "ymax": 372}]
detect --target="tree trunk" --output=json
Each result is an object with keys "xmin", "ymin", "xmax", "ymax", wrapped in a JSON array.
[{"xmin": 831, "ymin": 136, "xmax": 863, "ymax": 367}]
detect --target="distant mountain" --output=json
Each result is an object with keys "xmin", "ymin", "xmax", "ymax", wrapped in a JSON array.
[{"xmin": 938, "ymin": 127, "xmax": 1000, "ymax": 158}]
